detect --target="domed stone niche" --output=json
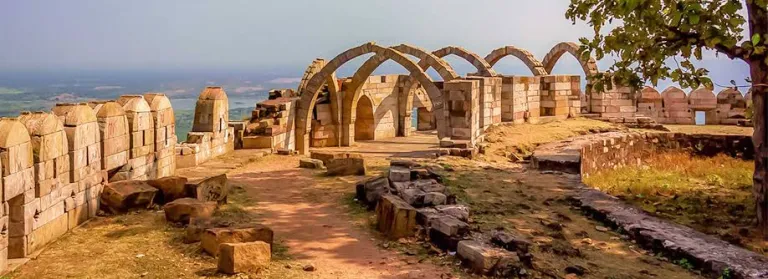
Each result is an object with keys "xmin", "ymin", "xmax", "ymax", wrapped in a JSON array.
[
  {"xmin": 0, "ymin": 118, "xmax": 34, "ymax": 261},
  {"xmin": 716, "ymin": 88, "xmax": 747, "ymax": 124},
  {"xmin": 637, "ymin": 87, "xmax": 662, "ymax": 120},
  {"xmin": 143, "ymin": 93, "xmax": 176, "ymax": 178},
  {"xmin": 51, "ymin": 103, "xmax": 104, "ymax": 223},
  {"xmin": 193, "ymin": 87, "xmax": 229, "ymax": 137},
  {"xmin": 89, "ymin": 101, "xmax": 130, "ymax": 178},
  {"xmin": 116, "ymin": 95, "xmax": 154, "ymax": 180},
  {"xmin": 660, "ymin": 87, "xmax": 693, "ymax": 124}
]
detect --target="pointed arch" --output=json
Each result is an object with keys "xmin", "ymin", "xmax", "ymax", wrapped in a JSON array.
[
  {"xmin": 296, "ymin": 42, "xmax": 446, "ymax": 154},
  {"xmin": 541, "ymin": 42, "xmax": 599, "ymax": 77},
  {"xmin": 429, "ymin": 46, "xmax": 498, "ymax": 77},
  {"xmin": 484, "ymin": 45, "xmax": 548, "ymax": 76}
]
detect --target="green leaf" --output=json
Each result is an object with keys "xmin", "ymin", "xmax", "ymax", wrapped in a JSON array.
[{"xmin": 753, "ymin": 34, "xmax": 762, "ymax": 46}]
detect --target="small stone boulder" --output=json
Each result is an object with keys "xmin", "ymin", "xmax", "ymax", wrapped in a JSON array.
[
  {"xmin": 163, "ymin": 198, "xmax": 217, "ymax": 224},
  {"xmin": 355, "ymin": 176, "xmax": 390, "ymax": 209},
  {"xmin": 299, "ymin": 158, "xmax": 324, "ymax": 169},
  {"xmin": 375, "ymin": 194, "xmax": 417, "ymax": 239},
  {"xmin": 185, "ymin": 217, "xmax": 232, "ymax": 244},
  {"xmin": 326, "ymin": 156, "xmax": 366, "ymax": 176},
  {"xmin": 146, "ymin": 176, "xmax": 189, "ymax": 204},
  {"xmin": 201, "ymin": 225, "xmax": 274, "ymax": 257},
  {"xmin": 186, "ymin": 174, "xmax": 229, "ymax": 205},
  {"xmin": 100, "ymin": 180, "xmax": 158, "ymax": 213},
  {"xmin": 217, "ymin": 241, "xmax": 271, "ymax": 274},
  {"xmin": 457, "ymin": 240, "xmax": 520, "ymax": 275},
  {"xmin": 436, "ymin": 204, "xmax": 470, "ymax": 222}
]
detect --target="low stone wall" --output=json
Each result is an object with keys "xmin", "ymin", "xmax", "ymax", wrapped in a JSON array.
[{"xmin": 580, "ymin": 132, "xmax": 753, "ymax": 177}]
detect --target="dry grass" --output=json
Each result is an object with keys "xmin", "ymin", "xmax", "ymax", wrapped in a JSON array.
[
  {"xmin": 663, "ymin": 125, "xmax": 753, "ymax": 136},
  {"xmin": 583, "ymin": 152, "xmax": 767, "ymax": 255},
  {"xmin": 480, "ymin": 118, "xmax": 621, "ymax": 163},
  {"xmin": 9, "ymin": 183, "xmax": 306, "ymax": 279}
]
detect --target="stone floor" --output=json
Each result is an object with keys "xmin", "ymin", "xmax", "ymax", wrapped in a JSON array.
[{"xmin": 310, "ymin": 130, "xmax": 440, "ymax": 158}]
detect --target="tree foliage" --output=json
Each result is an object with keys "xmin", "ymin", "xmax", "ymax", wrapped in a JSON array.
[{"xmin": 565, "ymin": 0, "xmax": 765, "ymax": 91}]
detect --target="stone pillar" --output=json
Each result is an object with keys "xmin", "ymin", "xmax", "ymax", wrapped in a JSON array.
[
  {"xmin": 144, "ymin": 93, "xmax": 177, "ymax": 179},
  {"xmin": 466, "ymin": 76, "xmax": 502, "ymax": 131},
  {"xmin": 443, "ymin": 79, "xmax": 481, "ymax": 146},
  {"xmin": 0, "ymin": 118, "xmax": 34, "ymax": 261},
  {"xmin": 88, "ymin": 101, "xmax": 130, "ymax": 180},
  {"xmin": 116, "ymin": 96, "xmax": 154, "ymax": 180}
]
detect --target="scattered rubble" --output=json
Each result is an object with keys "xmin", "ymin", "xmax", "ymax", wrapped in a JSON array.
[{"xmin": 100, "ymin": 180, "xmax": 158, "ymax": 213}]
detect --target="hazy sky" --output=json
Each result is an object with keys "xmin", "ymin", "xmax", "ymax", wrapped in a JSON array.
[{"xmin": 0, "ymin": 0, "xmax": 751, "ymax": 89}]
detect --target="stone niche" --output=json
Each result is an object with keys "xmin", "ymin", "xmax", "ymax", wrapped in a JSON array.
[
  {"xmin": 688, "ymin": 87, "xmax": 718, "ymax": 124},
  {"xmin": 117, "ymin": 96, "xmax": 155, "ymax": 180},
  {"xmin": 143, "ymin": 93, "xmax": 176, "ymax": 179},
  {"xmin": 636, "ymin": 87, "xmax": 663, "ymax": 120},
  {"xmin": 0, "ymin": 118, "xmax": 34, "ymax": 263},
  {"xmin": 716, "ymin": 88, "xmax": 747, "ymax": 125},
  {"xmin": 660, "ymin": 87, "xmax": 693, "ymax": 124},
  {"xmin": 89, "ymin": 101, "xmax": 130, "ymax": 180},
  {"xmin": 51, "ymin": 103, "xmax": 105, "ymax": 225},
  {"xmin": 176, "ymin": 87, "xmax": 234, "ymax": 168},
  {"xmin": 16, "ymin": 112, "xmax": 72, "ymax": 258}
]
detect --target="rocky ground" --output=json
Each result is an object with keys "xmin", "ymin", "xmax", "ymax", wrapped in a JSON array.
[{"xmin": 10, "ymin": 120, "xmax": 748, "ymax": 279}]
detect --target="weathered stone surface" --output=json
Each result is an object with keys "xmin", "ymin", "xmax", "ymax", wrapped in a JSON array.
[
  {"xmin": 201, "ymin": 225, "xmax": 274, "ymax": 257},
  {"xmin": 435, "ymin": 204, "xmax": 470, "ymax": 222},
  {"xmin": 400, "ymin": 188, "xmax": 425, "ymax": 207},
  {"xmin": 431, "ymin": 215, "xmax": 469, "ymax": 237},
  {"xmin": 491, "ymin": 230, "xmax": 532, "ymax": 253},
  {"xmin": 163, "ymin": 198, "xmax": 217, "ymax": 224},
  {"xmin": 186, "ymin": 174, "xmax": 229, "ymax": 205},
  {"xmin": 354, "ymin": 176, "xmax": 390, "ymax": 208},
  {"xmin": 415, "ymin": 208, "xmax": 440, "ymax": 227},
  {"xmin": 146, "ymin": 176, "xmax": 189, "ymax": 204},
  {"xmin": 184, "ymin": 217, "xmax": 232, "ymax": 244},
  {"xmin": 299, "ymin": 158, "xmax": 324, "ymax": 169},
  {"xmin": 389, "ymin": 159, "xmax": 421, "ymax": 168},
  {"xmin": 375, "ymin": 194, "xmax": 417, "ymax": 239},
  {"xmin": 457, "ymin": 240, "xmax": 519, "ymax": 275},
  {"xmin": 217, "ymin": 241, "xmax": 271, "ymax": 274},
  {"xmin": 326, "ymin": 157, "xmax": 366, "ymax": 176},
  {"xmin": 100, "ymin": 180, "xmax": 158, "ymax": 213},
  {"xmin": 575, "ymin": 188, "xmax": 768, "ymax": 279},
  {"xmin": 310, "ymin": 151, "xmax": 344, "ymax": 165},
  {"xmin": 388, "ymin": 166, "xmax": 411, "ymax": 182},
  {"xmin": 423, "ymin": 192, "xmax": 447, "ymax": 206}
]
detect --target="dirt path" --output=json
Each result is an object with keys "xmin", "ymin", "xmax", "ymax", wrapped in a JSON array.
[{"xmin": 228, "ymin": 155, "xmax": 453, "ymax": 279}]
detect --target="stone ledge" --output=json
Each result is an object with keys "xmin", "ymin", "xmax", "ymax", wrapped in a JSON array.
[{"xmin": 572, "ymin": 188, "xmax": 768, "ymax": 279}]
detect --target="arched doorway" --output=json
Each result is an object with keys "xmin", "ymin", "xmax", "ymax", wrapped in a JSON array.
[{"xmin": 355, "ymin": 95, "xmax": 375, "ymax": 141}]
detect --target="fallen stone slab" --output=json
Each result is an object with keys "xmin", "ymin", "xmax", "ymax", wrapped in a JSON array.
[
  {"xmin": 217, "ymin": 241, "xmax": 271, "ymax": 274},
  {"xmin": 389, "ymin": 159, "xmax": 422, "ymax": 168},
  {"xmin": 201, "ymin": 225, "xmax": 274, "ymax": 257},
  {"xmin": 163, "ymin": 198, "xmax": 217, "ymax": 224},
  {"xmin": 326, "ymin": 156, "xmax": 366, "ymax": 176},
  {"xmin": 414, "ymin": 179, "xmax": 445, "ymax": 193},
  {"xmin": 375, "ymin": 194, "xmax": 417, "ymax": 239},
  {"xmin": 574, "ymin": 188, "xmax": 768, "ymax": 279},
  {"xmin": 435, "ymin": 204, "xmax": 470, "ymax": 222},
  {"xmin": 185, "ymin": 217, "xmax": 233, "ymax": 244},
  {"xmin": 186, "ymin": 174, "xmax": 229, "ymax": 205},
  {"xmin": 491, "ymin": 230, "xmax": 532, "ymax": 253},
  {"xmin": 299, "ymin": 158, "xmax": 324, "ymax": 169},
  {"xmin": 355, "ymin": 175, "xmax": 390, "ymax": 209},
  {"xmin": 457, "ymin": 240, "xmax": 520, "ymax": 276},
  {"xmin": 429, "ymin": 215, "xmax": 470, "ymax": 251},
  {"xmin": 100, "ymin": 180, "xmax": 158, "ymax": 213},
  {"xmin": 310, "ymin": 151, "xmax": 345, "ymax": 165},
  {"xmin": 146, "ymin": 176, "xmax": 189, "ymax": 204}
]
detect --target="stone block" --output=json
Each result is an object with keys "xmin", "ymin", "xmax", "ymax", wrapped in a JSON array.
[
  {"xmin": 100, "ymin": 180, "xmax": 158, "ymax": 213},
  {"xmin": 423, "ymin": 192, "xmax": 447, "ymax": 206},
  {"xmin": 457, "ymin": 240, "xmax": 519, "ymax": 275},
  {"xmin": 326, "ymin": 157, "xmax": 366, "ymax": 176},
  {"xmin": 163, "ymin": 198, "xmax": 217, "ymax": 224},
  {"xmin": 217, "ymin": 241, "xmax": 271, "ymax": 274},
  {"xmin": 388, "ymin": 166, "xmax": 411, "ymax": 182},
  {"xmin": 354, "ymin": 175, "xmax": 390, "ymax": 209},
  {"xmin": 298, "ymin": 158, "xmax": 324, "ymax": 169},
  {"xmin": 201, "ymin": 225, "xmax": 274, "ymax": 257},
  {"xmin": 27, "ymin": 212, "xmax": 68, "ymax": 255},
  {"xmin": 146, "ymin": 176, "xmax": 189, "ymax": 204},
  {"xmin": 375, "ymin": 194, "xmax": 417, "ymax": 239},
  {"xmin": 186, "ymin": 174, "xmax": 229, "ymax": 205},
  {"xmin": 436, "ymin": 204, "xmax": 470, "ymax": 222}
]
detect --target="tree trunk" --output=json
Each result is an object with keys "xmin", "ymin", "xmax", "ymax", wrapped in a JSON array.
[{"xmin": 747, "ymin": 1, "xmax": 768, "ymax": 235}]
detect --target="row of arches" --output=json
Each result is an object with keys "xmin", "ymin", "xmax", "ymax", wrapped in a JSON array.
[{"xmin": 295, "ymin": 42, "xmax": 598, "ymax": 154}]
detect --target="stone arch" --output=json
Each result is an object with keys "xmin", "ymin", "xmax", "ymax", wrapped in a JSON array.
[
  {"xmin": 296, "ymin": 42, "xmax": 446, "ymax": 154},
  {"xmin": 392, "ymin": 44, "xmax": 460, "ymax": 81},
  {"xmin": 484, "ymin": 46, "xmax": 548, "ymax": 76},
  {"xmin": 430, "ymin": 46, "xmax": 497, "ymax": 77},
  {"xmin": 717, "ymin": 88, "xmax": 746, "ymax": 109},
  {"xmin": 661, "ymin": 86, "xmax": 689, "ymax": 107},
  {"xmin": 541, "ymin": 42, "xmax": 599, "ymax": 77}
]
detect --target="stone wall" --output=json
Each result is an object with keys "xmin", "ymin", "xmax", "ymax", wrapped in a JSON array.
[
  {"xmin": 541, "ymin": 75, "xmax": 581, "ymax": 119},
  {"xmin": 636, "ymin": 86, "xmax": 748, "ymax": 125},
  {"xmin": 581, "ymin": 132, "xmax": 753, "ymax": 177},
  {"xmin": 176, "ymin": 87, "xmax": 235, "ymax": 168}
]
